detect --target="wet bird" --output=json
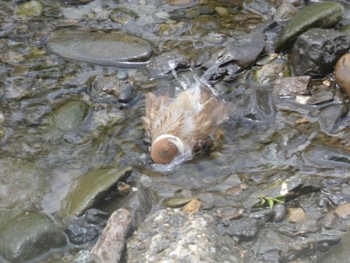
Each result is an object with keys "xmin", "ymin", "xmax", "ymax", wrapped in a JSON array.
[{"xmin": 142, "ymin": 86, "xmax": 229, "ymax": 164}]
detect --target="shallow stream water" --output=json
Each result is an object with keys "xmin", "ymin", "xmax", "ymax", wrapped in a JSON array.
[{"xmin": 1, "ymin": 0, "xmax": 350, "ymax": 262}]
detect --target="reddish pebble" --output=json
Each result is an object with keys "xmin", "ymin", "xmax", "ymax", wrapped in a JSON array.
[{"xmin": 335, "ymin": 53, "xmax": 350, "ymax": 98}]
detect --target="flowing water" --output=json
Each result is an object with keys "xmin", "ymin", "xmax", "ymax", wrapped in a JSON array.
[{"xmin": 1, "ymin": 0, "xmax": 350, "ymax": 262}]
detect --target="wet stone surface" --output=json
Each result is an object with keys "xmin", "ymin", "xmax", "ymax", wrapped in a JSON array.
[
  {"xmin": 1, "ymin": 0, "xmax": 350, "ymax": 262},
  {"xmin": 47, "ymin": 30, "xmax": 153, "ymax": 67}
]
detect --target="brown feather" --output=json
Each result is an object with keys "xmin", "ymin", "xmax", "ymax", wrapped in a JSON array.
[{"xmin": 143, "ymin": 86, "xmax": 229, "ymax": 163}]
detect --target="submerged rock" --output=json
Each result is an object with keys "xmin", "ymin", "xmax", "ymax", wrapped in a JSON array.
[
  {"xmin": 0, "ymin": 158, "xmax": 48, "ymax": 228},
  {"xmin": 317, "ymin": 104, "xmax": 348, "ymax": 133},
  {"xmin": 58, "ymin": 166, "xmax": 132, "ymax": 219},
  {"xmin": 16, "ymin": 0, "xmax": 44, "ymax": 17},
  {"xmin": 0, "ymin": 211, "xmax": 66, "ymax": 262},
  {"xmin": 47, "ymin": 30, "xmax": 153, "ymax": 67},
  {"xmin": 145, "ymin": 51, "xmax": 190, "ymax": 78},
  {"xmin": 51, "ymin": 100, "xmax": 89, "ymax": 132},
  {"xmin": 202, "ymin": 29, "xmax": 265, "ymax": 79},
  {"xmin": 289, "ymin": 28, "xmax": 350, "ymax": 77},
  {"xmin": 275, "ymin": 1, "xmax": 344, "ymax": 52},
  {"xmin": 303, "ymin": 146, "xmax": 350, "ymax": 169}
]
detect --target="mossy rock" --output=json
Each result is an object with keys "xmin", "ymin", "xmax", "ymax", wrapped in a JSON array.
[
  {"xmin": 58, "ymin": 166, "xmax": 132, "ymax": 219},
  {"xmin": 275, "ymin": 1, "xmax": 344, "ymax": 52}
]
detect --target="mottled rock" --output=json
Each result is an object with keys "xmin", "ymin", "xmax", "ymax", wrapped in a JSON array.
[
  {"xmin": 47, "ymin": 30, "xmax": 152, "ymax": 67},
  {"xmin": 0, "ymin": 211, "xmax": 66, "ymax": 262},
  {"xmin": 109, "ymin": 8, "xmax": 138, "ymax": 25},
  {"xmin": 91, "ymin": 209, "xmax": 131, "ymax": 263},
  {"xmin": 59, "ymin": 166, "xmax": 132, "ymax": 219},
  {"xmin": 289, "ymin": 28, "xmax": 350, "ymax": 77},
  {"xmin": 275, "ymin": 1, "xmax": 344, "ymax": 52},
  {"xmin": 16, "ymin": 0, "xmax": 44, "ymax": 17},
  {"xmin": 273, "ymin": 76, "xmax": 310, "ymax": 96},
  {"xmin": 253, "ymin": 63, "xmax": 290, "ymax": 84},
  {"xmin": 127, "ymin": 209, "xmax": 238, "ymax": 262},
  {"xmin": 335, "ymin": 53, "xmax": 350, "ymax": 98},
  {"xmin": 335, "ymin": 203, "xmax": 350, "ymax": 219}
]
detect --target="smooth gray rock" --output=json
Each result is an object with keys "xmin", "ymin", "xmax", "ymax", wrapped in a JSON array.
[{"xmin": 47, "ymin": 30, "xmax": 153, "ymax": 67}]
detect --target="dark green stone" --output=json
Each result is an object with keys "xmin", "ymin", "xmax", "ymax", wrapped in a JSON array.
[{"xmin": 275, "ymin": 1, "xmax": 344, "ymax": 52}]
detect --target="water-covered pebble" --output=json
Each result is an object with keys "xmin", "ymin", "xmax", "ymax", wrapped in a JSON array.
[
  {"xmin": 51, "ymin": 100, "xmax": 89, "ymax": 131},
  {"xmin": 47, "ymin": 30, "xmax": 153, "ymax": 67},
  {"xmin": 0, "ymin": 211, "xmax": 66, "ymax": 262},
  {"xmin": 16, "ymin": 0, "xmax": 44, "ymax": 17},
  {"xmin": 317, "ymin": 104, "xmax": 348, "ymax": 133},
  {"xmin": 273, "ymin": 1, "xmax": 298, "ymax": 25},
  {"xmin": 146, "ymin": 51, "xmax": 190, "ymax": 78}
]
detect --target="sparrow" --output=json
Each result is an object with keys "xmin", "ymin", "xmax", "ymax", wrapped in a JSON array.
[{"xmin": 142, "ymin": 86, "xmax": 229, "ymax": 164}]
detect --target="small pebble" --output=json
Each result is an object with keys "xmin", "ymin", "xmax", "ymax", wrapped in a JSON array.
[
  {"xmin": 272, "ymin": 203, "xmax": 287, "ymax": 223},
  {"xmin": 335, "ymin": 203, "xmax": 350, "ymax": 219},
  {"xmin": 116, "ymin": 70, "xmax": 128, "ymax": 80},
  {"xmin": 335, "ymin": 53, "xmax": 350, "ymax": 99},
  {"xmin": 287, "ymin": 207, "xmax": 306, "ymax": 223},
  {"xmin": 214, "ymin": 7, "xmax": 228, "ymax": 16},
  {"xmin": 182, "ymin": 199, "xmax": 201, "ymax": 213},
  {"xmin": 322, "ymin": 211, "xmax": 336, "ymax": 229}
]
